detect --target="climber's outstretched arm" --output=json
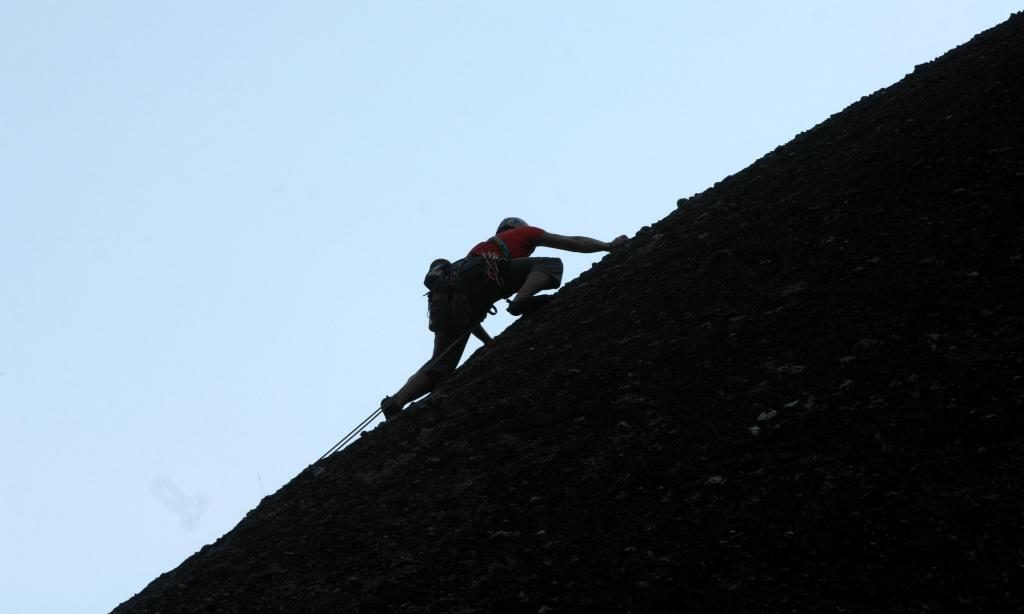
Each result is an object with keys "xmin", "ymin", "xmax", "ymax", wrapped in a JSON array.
[{"xmin": 536, "ymin": 232, "xmax": 628, "ymax": 253}]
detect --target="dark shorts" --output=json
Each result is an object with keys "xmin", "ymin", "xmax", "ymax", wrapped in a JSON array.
[
  {"xmin": 464, "ymin": 256, "xmax": 563, "ymax": 307},
  {"xmin": 426, "ymin": 256, "xmax": 563, "ymax": 377}
]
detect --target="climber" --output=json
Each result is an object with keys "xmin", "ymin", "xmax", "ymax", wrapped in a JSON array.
[{"xmin": 381, "ymin": 217, "xmax": 628, "ymax": 419}]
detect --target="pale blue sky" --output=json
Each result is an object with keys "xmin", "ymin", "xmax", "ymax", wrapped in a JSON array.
[{"xmin": 1, "ymin": 2, "xmax": 1020, "ymax": 612}]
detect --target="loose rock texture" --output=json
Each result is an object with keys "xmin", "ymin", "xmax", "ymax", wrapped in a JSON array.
[{"xmin": 115, "ymin": 13, "xmax": 1024, "ymax": 614}]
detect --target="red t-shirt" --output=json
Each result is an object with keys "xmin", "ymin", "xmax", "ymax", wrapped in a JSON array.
[{"xmin": 468, "ymin": 226, "xmax": 545, "ymax": 258}]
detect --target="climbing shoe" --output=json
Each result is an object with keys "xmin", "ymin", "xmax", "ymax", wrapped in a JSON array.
[
  {"xmin": 380, "ymin": 396, "xmax": 401, "ymax": 420},
  {"xmin": 507, "ymin": 294, "xmax": 553, "ymax": 316}
]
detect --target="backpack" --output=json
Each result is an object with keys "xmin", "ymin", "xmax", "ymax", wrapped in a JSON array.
[
  {"xmin": 423, "ymin": 247, "xmax": 509, "ymax": 334},
  {"xmin": 424, "ymin": 258, "xmax": 476, "ymax": 334}
]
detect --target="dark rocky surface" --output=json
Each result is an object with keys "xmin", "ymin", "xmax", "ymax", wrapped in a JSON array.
[{"xmin": 114, "ymin": 13, "xmax": 1024, "ymax": 613}]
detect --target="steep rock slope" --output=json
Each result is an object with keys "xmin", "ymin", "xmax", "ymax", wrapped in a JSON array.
[{"xmin": 115, "ymin": 13, "xmax": 1024, "ymax": 613}]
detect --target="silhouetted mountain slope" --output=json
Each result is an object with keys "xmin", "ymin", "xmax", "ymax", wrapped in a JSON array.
[{"xmin": 115, "ymin": 13, "xmax": 1024, "ymax": 613}]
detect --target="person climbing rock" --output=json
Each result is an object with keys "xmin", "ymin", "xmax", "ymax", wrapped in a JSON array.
[{"xmin": 381, "ymin": 217, "xmax": 628, "ymax": 419}]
